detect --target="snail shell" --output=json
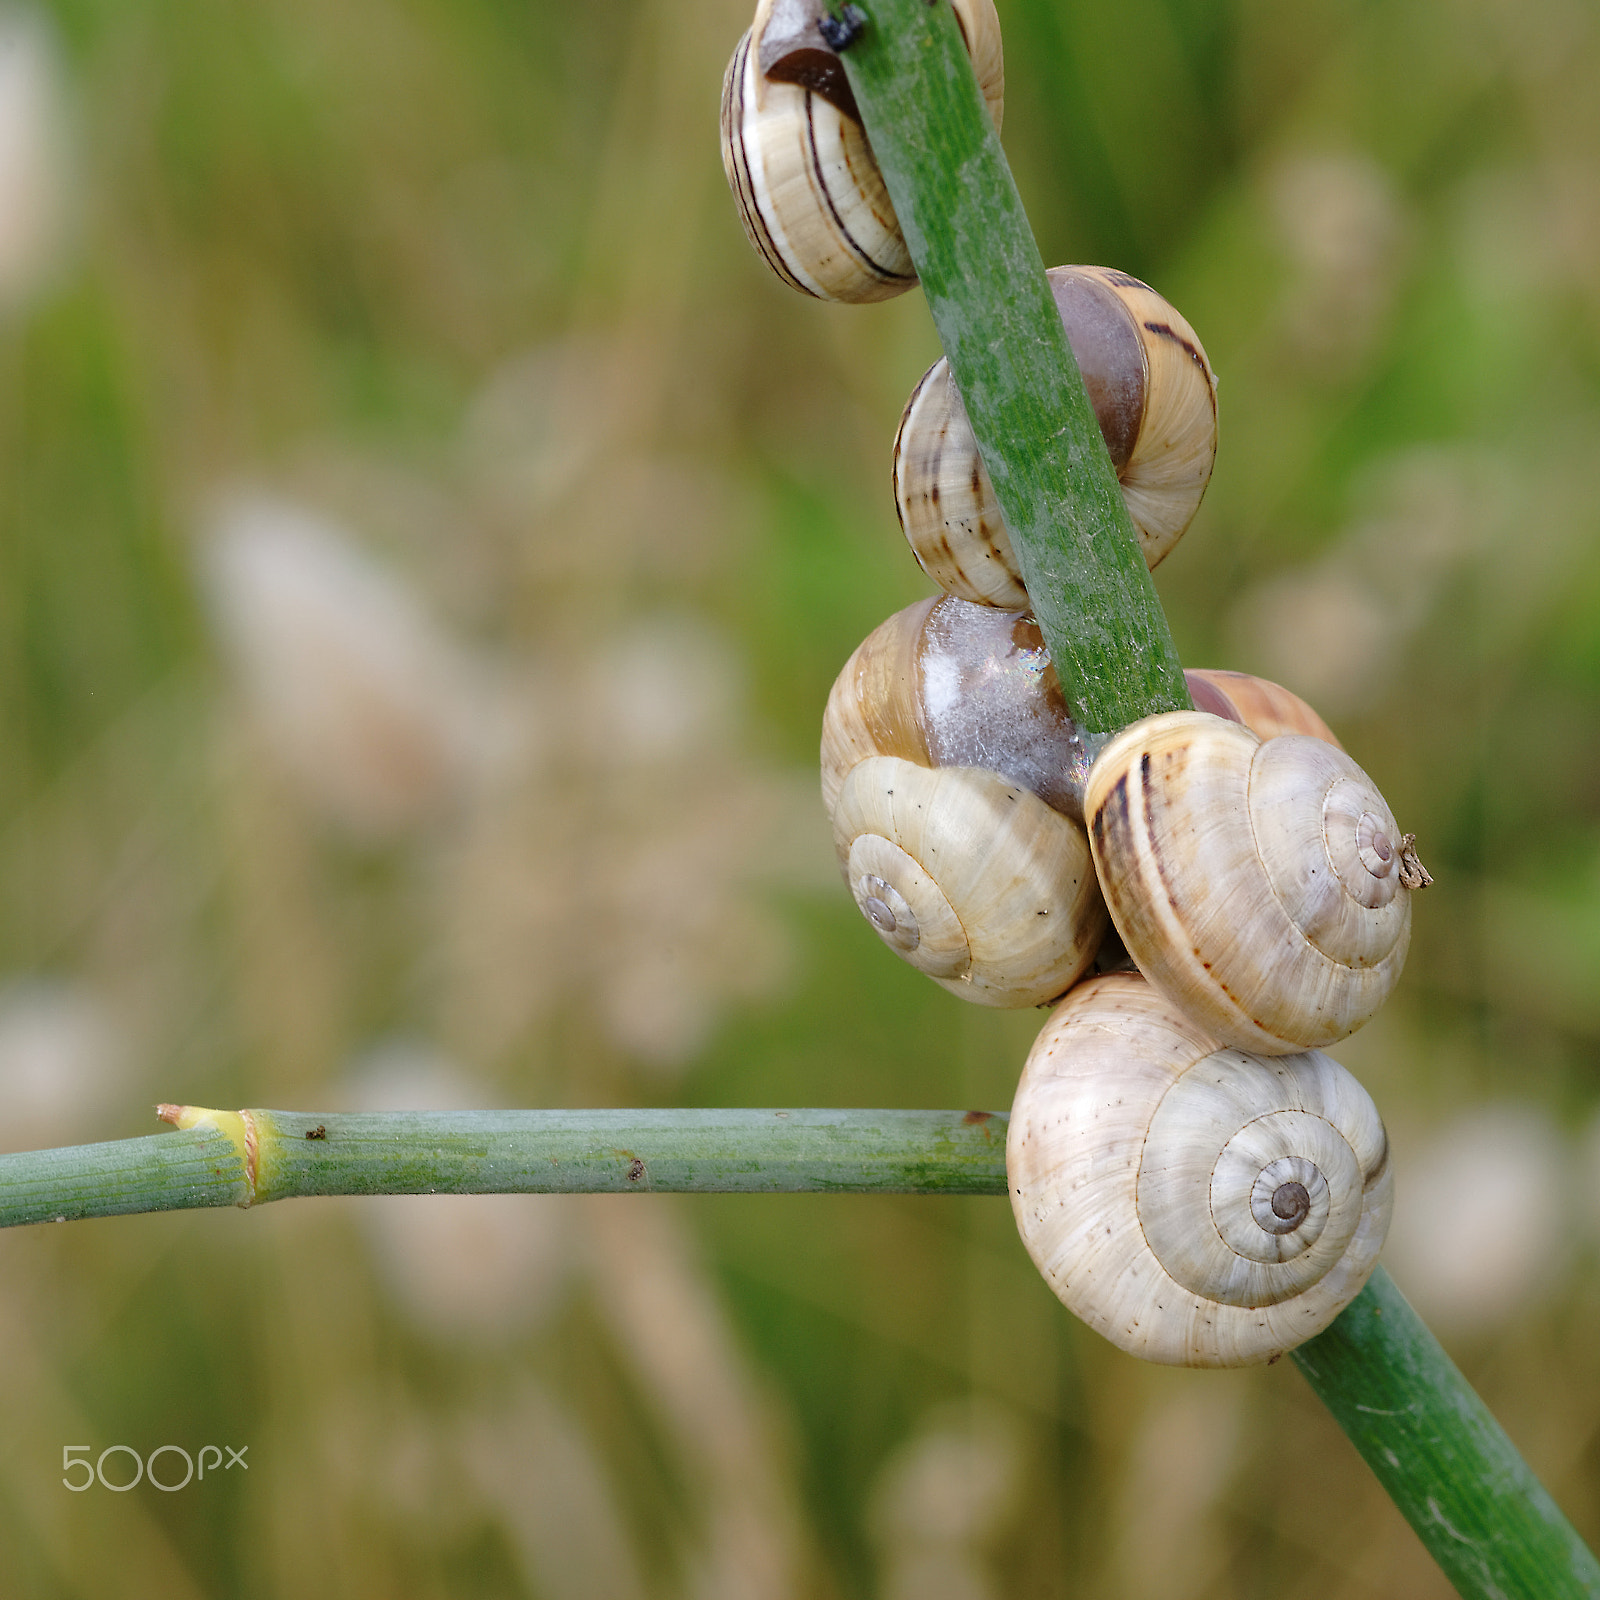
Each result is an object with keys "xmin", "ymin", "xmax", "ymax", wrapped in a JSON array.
[
  {"xmin": 1185, "ymin": 667, "xmax": 1342, "ymax": 749},
  {"xmin": 1085, "ymin": 711, "xmax": 1413, "ymax": 1055},
  {"xmin": 892, "ymin": 266, "xmax": 1218, "ymax": 605},
  {"xmin": 822, "ymin": 595, "xmax": 1107, "ymax": 1006},
  {"xmin": 832, "ymin": 756, "xmax": 1106, "ymax": 1007},
  {"xmin": 1008, "ymin": 972, "xmax": 1393, "ymax": 1366},
  {"xmin": 720, "ymin": 0, "xmax": 1004, "ymax": 304},
  {"xmin": 821, "ymin": 594, "xmax": 1091, "ymax": 821}
]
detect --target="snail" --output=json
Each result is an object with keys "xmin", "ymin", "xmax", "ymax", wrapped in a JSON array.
[
  {"xmin": 1084, "ymin": 711, "xmax": 1426, "ymax": 1056},
  {"xmin": 1007, "ymin": 972, "xmax": 1393, "ymax": 1366},
  {"xmin": 819, "ymin": 596, "xmax": 1372, "ymax": 1009},
  {"xmin": 821, "ymin": 595, "xmax": 1106, "ymax": 1006},
  {"xmin": 831, "ymin": 757, "xmax": 1107, "ymax": 1006},
  {"xmin": 821, "ymin": 595, "xmax": 1340, "ymax": 823},
  {"xmin": 720, "ymin": 0, "xmax": 1004, "ymax": 304},
  {"xmin": 892, "ymin": 266, "xmax": 1218, "ymax": 606}
]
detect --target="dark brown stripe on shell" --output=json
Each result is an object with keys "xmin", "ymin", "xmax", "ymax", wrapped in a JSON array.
[
  {"xmin": 724, "ymin": 35, "xmax": 816, "ymax": 298},
  {"xmin": 891, "ymin": 367, "xmax": 934, "ymax": 535},
  {"xmin": 1091, "ymin": 769, "xmax": 1131, "ymax": 861},
  {"xmin": 803, "ymin": 93, "xmax": 913, "ymax": 283},
  {"xmin": 1142, "ymin": 319, "xmax": 1212, "ymax": 381}
]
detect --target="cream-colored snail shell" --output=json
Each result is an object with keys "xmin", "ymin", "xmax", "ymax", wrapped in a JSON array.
[
  {"xmin": 821, "ymin": 595, "xmax": 1108, "ymax": 1006},
  {"xmin": 820, "ymin": 594, "xmax": 1091, "ymax": 821},
  {"xmin": 832, "ymin": 755, "xmax": 1106, "ymax": 1007},
  {"xmin": 720, "ymin": 0, "xmax": 1004, "ymax": 304},
  {"xmin": 1085, "ymin": 711, "xmax": 1414, "ymax": 1055},
  {"xmin": 1008, "ymin": 972, "xmax": 1393, "ymax": 1366},
  {"xmin": 892, "ymin": 266, "xmax": 1218, "ymax": 605}
]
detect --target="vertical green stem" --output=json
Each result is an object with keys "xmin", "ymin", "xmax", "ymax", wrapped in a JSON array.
[
  {"xmin": 1293, "ymin": 1269, "xmax": 1600, "ymax": 1598},
  {"xmin": 835, "ymin": 4, "xmax": 1600, "ymax": 1594},
  {"xmin": 836, "ymin": 0, "xmax": 1190, "ymax": 740}
]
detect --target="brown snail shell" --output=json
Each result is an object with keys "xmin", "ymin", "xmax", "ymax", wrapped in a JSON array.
[
  {"xmin": 892, "ymin": 266, "xmax": 1218, "ymax": 605},
  {"xmin": 1184, "ymin": 668, "xmax": 1342, "ymax": 749},
  {"xmin": 1008, "ymin": 972, "xmax": 1393, "ymax": 1366},
  {"xmin": 1084, "ymin": 711, "xmax": 1415, "ymax": 1055},
  {"xmin": 720, "ymin": 0, "xmax": 1004, "ymax": 304}
]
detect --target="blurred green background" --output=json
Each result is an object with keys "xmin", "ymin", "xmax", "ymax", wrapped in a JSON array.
[{"xmin": 1, "ymin": 0, "xmax": 1598, "ymax": 1593}]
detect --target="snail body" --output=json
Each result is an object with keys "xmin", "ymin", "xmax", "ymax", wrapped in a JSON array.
[
  {"xmin": 721, "ymin": 0, "xmax": 1003, "ymax": 304},
  {"xmin": 1085, "ymin": 711, "xmax": 1414, "ymax": 1055},
  {"xmin": 893, "ymin": 266, "xmax": 1218, "ymax": 605},
  {"xmin": 1008, "ymin": 972, "xmax": 1393, "ymax": 1366}
]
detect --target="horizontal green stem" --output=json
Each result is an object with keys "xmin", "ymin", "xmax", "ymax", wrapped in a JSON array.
[
  {"xmin": 0, "ymin": 1108, "xmax": 1009, "ymax": 1226},
  {"xmin": 836, "ymin": 0, "xmax": 1191, "ymax": 738},
  {"xmin": 1293, "ymin": 1269, "xmax": 1600, "ymax": 1598},
  {"xmin": 0, "ymin": 1120, "xmax": 254, "ymax": 1225},
  {"xmin": 7, "ymin": 1103, "xmax": 1597, "ymax": 1594}
]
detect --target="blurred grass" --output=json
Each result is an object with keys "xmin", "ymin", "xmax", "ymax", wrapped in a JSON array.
[{"xmin": 0, "ymin": 0, "xmax": 1598, "ymax": 1595}]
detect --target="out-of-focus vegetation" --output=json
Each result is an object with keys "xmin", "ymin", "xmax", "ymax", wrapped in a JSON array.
[{"xmin": 0, "ymin": 0, "xmax": 1597, "ymax": 1594}]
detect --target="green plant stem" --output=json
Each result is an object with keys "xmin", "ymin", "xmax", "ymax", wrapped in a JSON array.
[
  {"xmin": 1293, "ymin": 1269, "xmax": 1600, "ymax": 1598},
  {"xmin": 833, "ymin": 2, "xmax": 1599, "ymax": 1594},
  {"xmin": 0, "ymin": 1108, "xmax": 1010, "ymax": 1226},
  {"xmin": 2, "ymin": 11, "xmax": 1593, "ymax": 1598},
  {"xmin": 834, "ymin": 0, "xmax": 1191, "ymax": 739}
]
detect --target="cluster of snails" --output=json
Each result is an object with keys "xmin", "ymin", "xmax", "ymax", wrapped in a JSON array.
[{"xmin": 721, "ymin": 0, "xmax": 1428, "ymax": 1366}]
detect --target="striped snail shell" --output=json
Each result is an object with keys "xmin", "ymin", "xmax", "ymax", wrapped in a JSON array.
[
  {"xmin": 1008, "ymin": 972, "xmax": 1393, "ymax": 1366},
  {"xmin": 822, "ymin": 595, "xmax": 1106, "ymax": 1007},
  {"xmin": 892, "ymin": 266, "xmax": 1218, "ymax": 605},
  {"xmin": 1085, "ymin": 711, "xmax": 1422, "ymax": 1055},
  {"xmin": 720, "ymin": 0, "xmax": 1004, "ymax": 304}
]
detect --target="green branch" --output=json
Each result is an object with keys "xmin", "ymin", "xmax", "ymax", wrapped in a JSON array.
[
  {"xmin": 834, "ymin": 0, "xmax": 1190, "ymax": 739},
  {"xmin": 1, "ymin": 8, "xmax": 1594, "ymax": 1598},
  {"xmin": 829, "ymin": 2, "xmax": 1600, "ymax": 1595},
  {"xmin": 0, "ymin": 1107, "xmax": 1009, "ymax": 1226},
  {"xmin": 1294, "ymin": 1271, "xmax": 1600, "ymax": 1598}
]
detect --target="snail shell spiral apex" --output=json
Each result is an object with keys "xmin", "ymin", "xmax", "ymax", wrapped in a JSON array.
[
  {"xmin": 1085, "ymin": 712, "xmax": 1414, "ymax": 1055},
  {"xmin": 832, "ymin": 755, "xmax": 1106, "ymax": 1007},
  {"xmin": 1008, "ymin": 973, "xmax": 1393, "ymax": 1367}
]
